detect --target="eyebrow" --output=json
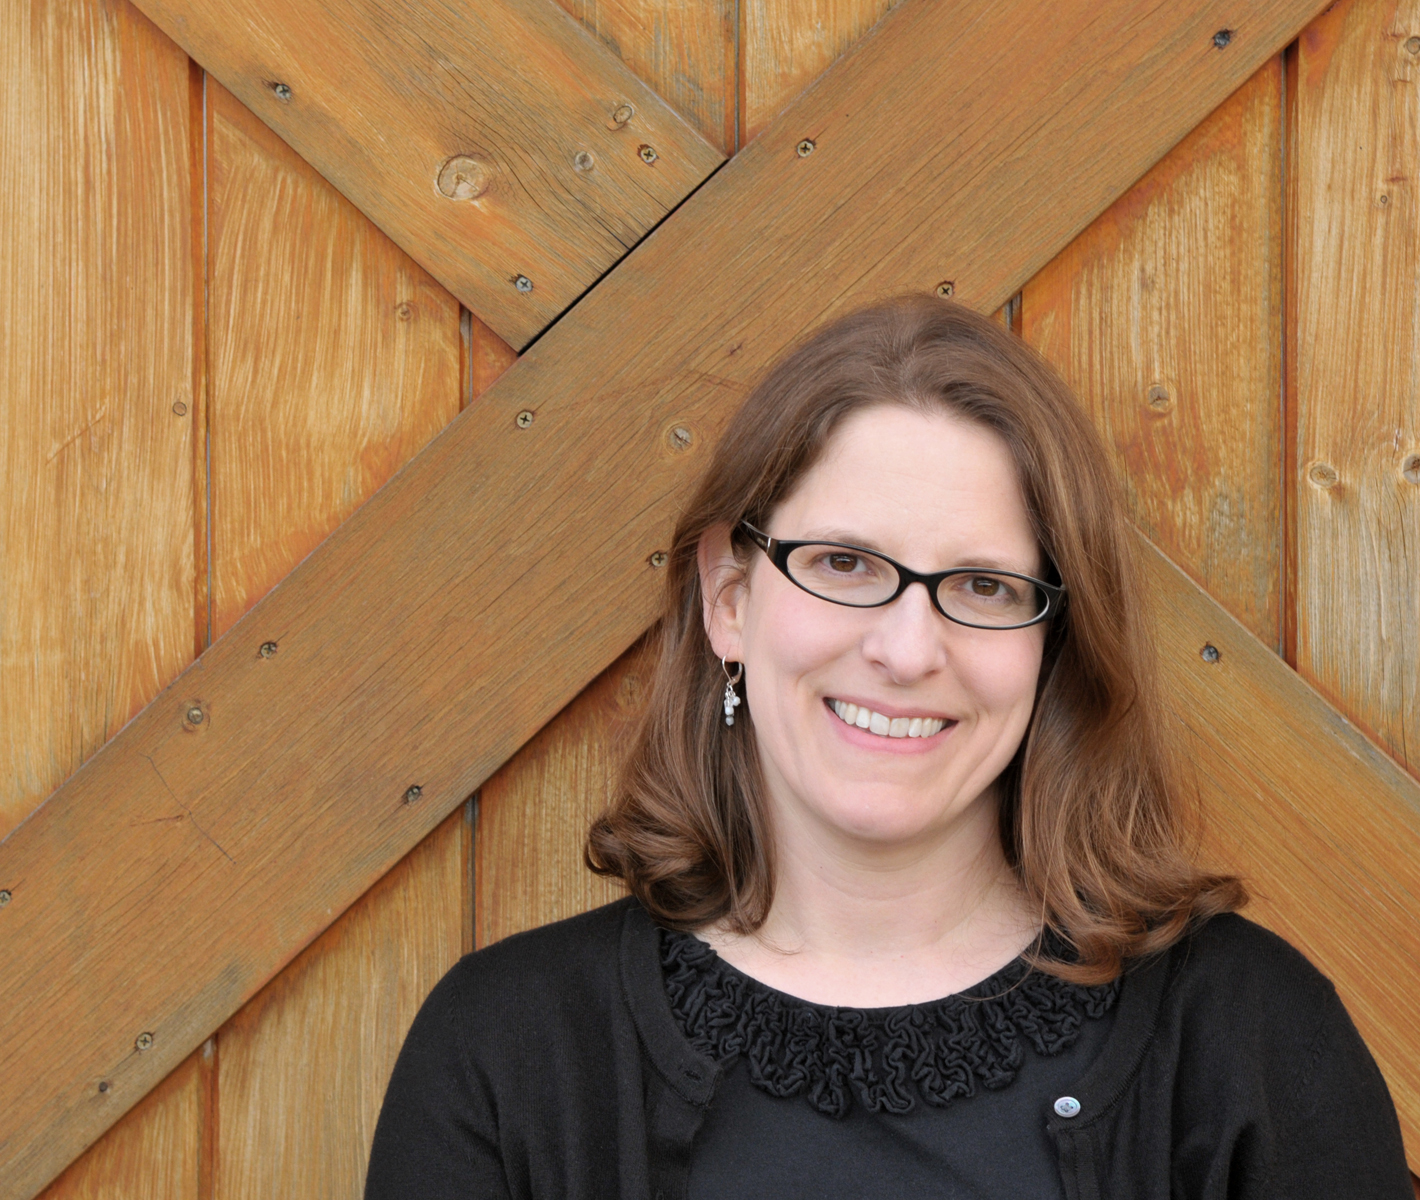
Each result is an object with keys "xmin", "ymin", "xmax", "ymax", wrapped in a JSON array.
[{"xmin": 795, "ymin": 528, "xmax": 1036, "ymax": 575}]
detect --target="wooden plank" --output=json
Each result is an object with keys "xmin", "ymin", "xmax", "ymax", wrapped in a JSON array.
[
  {"xmin": 39, "ymin": 1048, "xmax": 207, "ymax": 1200},
  {"xmin": 127, "ymin": 0, "xmax": 722, "ymax": 350},
  {"xmin": 1292, "ymin": 0, "xmax": 1420, "ymax": 769},
  {"xmin": 214, "ymin": 808, "xmax": 464, "ymax": 1199},
  {"xmin": 0, "ymin": 2, "xmax": 1349, "ymax": 1193},
  {"xmin": 0, "ymin": 0, "xmax": 206, "ymax": 1192},
  {"xmin": 1024, "ymin": 60, "xmax": 1284, "ymax": 645},
  {"xmin": 1144, "ymin": 536, "xmax": 1420, "ymax": 1165},
  {"xmin": 741, "ymin": 0, "xmax": 897, "ymax": 142},
  {"xmin": 475, "ymin": 641, "xmax": 644, "ymax": 947},
  {"xmin": 199, "ymin": 80, "xmax": 471, "ymax": 1199},
  {"xmin": 0, "ymin": 0, "xmax": 196, "ymax": 839},
  {"xmin": 556, "ymin": 0, "xmax": 738, "ymax": 154}
]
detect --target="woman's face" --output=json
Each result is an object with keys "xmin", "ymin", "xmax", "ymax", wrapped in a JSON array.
[{"xmin": 704, "ymin": 404, "xmax": 1048, "ymax": 849}]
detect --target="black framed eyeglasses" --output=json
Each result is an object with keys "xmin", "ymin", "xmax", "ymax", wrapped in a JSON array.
[{"xmin": 741, "ymin": 521, "xmax": 1064, "ymax": 630}]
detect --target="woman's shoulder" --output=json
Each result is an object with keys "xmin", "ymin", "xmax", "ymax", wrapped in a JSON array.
[{"xmin": 1166, "ymin": 911, "xmax": 1337, "ymax": 1017}]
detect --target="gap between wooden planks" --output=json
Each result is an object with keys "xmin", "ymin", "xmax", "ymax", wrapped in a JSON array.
[
  {"xmin": 127, "ymin": 0, "xmax": 723, "ymax": 348},
  {"xmin": 4, "ymin": 0, "xmax": 1404, "ymax": 1193}
]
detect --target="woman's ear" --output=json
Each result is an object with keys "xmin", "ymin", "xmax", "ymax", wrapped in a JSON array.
[{"xmin": 698, "ymin": 523, "xmax": 748, "ymax": 661}]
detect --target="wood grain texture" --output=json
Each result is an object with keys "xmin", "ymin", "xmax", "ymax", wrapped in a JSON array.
[
  {"xmin": 1024, "ymin": 60, "xmax": 1284, "ymax": 645},
  {"xmin": 1292, "ymin": 0, "xmax": 1420, "ymax": 769},
  {"xmin": 206, "ymin": 82, "xmax": 464, "ymax": 638},
  {"xmin": 39, "ymin": 1047, "xmax": 207, "ymax": 1200},
  {"xmin": 214, "ymin": 807, "xmax": 464, "ymax": 1200},
  {"xmin": 556, "ymin": 0, "xmax": 738, "ymax": 154},
  {"xmin": 203, "ymin": 77, "xmax": 467, "ymax": 1199},
  {"xmin": 0, "ymin": 3, "xmax": 1342, "ymax": 1192},
  {"xmin": 1143, "ymin": 536, "xmax": 1420, "ymax": 1164},
  {"xmin": 475, "ymin": 642, "xmax": 646, "ymax": 948},
  {"xmin": 128, "ymin": 0, "xmax": 723, "ymax": 349},
  {"xmin": 0, "ymin": 0, "xmax": 195, "ymax": 838},
  {"xmin": 741, "ymin": 0, "xmax": 897, "ymax": 141}
]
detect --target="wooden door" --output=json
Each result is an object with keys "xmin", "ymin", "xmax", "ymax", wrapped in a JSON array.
[{"xmin": 3, "ymin": 0, "xmax": 1418, "ymax": 1194}]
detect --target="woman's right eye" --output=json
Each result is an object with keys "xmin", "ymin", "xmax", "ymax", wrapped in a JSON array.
[{"xmin": 826, "ymin": 553, "xmax": 861, "ymax": 573}]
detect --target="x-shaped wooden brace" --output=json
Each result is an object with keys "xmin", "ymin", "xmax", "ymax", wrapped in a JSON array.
[{"xmin": 4, "ymin": 0, "xmax": 1418, "ymax": 1194}]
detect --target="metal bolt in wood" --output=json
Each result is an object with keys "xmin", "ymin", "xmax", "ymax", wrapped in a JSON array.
[
  {"xmin": 610, "ymin": 103, "xmax": 634, "ymax": 127},
  {"xmin": 514, "ymin": 275, "xmax": 533, "ymax": 293},
  {"xmin": 638, "ymin": 144, "xmax": 658, "ymax": 164},
  {"xmin": 516, "ymin": 410, "xmax": 535, "ymax": 429},
  {"xmin": 649, "ymin": 551, "xmax": 668, "ymax": 568},
  {"xmin": 271, "ymin": 82, "xmax": 292, "ymax": 101},
  {"xmin": 0, "ymin": 889, "xmax": 11, "ymax": 907},
  {"xmin": 1200, "ymin": 644, "xmax": 1221, "ymax": 664},
  {"xmin": 135, "ymin": 1032, "xmax": 154, "ymax": 1052},
  {"xmin": 403, "ymin": 785, "xmax": 423, "ymax": 804},
  {"xmin": 669, "ymin": 425, "xmax": 693, "ymax": 450},
  {"xmin": 796, "ymin": 139, "xmax": 815, "ymax": 157},
  {"xmin": 1212, "ymin": 29, "xmax": 1232, "ymax": 48},
  {"xmin": 259, "ymin": 641, "xmax": 278, "ymax": 658},
  {"xmin": 1408, "ymin": 36, "xmax": 1420, "ymax": 54},
  {"xmin": 186, "ymin": 706, "xmax": 204, "ymax": 724},
  {"xmin": 573, "ymin": 151, "xmax": 594, "ymax": 171},
  {"xmin": 935, "ymin": 281, "xmax": 955, "ymax": 298}
]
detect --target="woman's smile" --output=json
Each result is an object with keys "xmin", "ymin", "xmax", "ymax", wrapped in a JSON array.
[{"xmin": 824, "ymin": 696, "xmax": 954, "ymax": 749}]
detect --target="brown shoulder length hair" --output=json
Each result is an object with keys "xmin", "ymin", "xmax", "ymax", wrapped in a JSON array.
[{"xmin": 587, "ymin": 294, "xmax": 1244, "ymax": 983}]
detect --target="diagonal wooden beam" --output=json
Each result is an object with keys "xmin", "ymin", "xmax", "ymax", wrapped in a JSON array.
[
  {"xmin": 6, "ymin": 0, "xmax": 1408, "ymax": 1193},
  {"xmin": 132, "ymin": 0, "xmax": 723, "ymax": 348}
]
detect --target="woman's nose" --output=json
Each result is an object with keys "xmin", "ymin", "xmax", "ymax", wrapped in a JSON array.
[{"xmin": 860, "ymin": 581, "xmax": 949, "ymax": 683}]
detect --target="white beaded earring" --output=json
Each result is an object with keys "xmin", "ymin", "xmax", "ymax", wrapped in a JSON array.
[{"xmin": 720, "ymin": 657, "xmax": 743, "ymax": 726}]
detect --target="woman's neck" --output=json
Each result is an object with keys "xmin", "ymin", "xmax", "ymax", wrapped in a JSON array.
[{"xmin": 701, "ymin": 789, "xmax": 1039, "ymax": 1007}]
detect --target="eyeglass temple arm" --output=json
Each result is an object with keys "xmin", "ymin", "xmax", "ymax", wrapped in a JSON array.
[{"xmin": 740, "ymin": 521, "xmax": 774, "ymax": 554}]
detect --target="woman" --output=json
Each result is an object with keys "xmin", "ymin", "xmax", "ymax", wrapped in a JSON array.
[{"xmin": 365, "ymin": 297, "xmax": 1411, "ymax": 1198}]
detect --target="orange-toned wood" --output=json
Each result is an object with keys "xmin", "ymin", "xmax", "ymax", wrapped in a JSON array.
[
  {"xmin": 0, "ymin": 0, "xmax": 196, "ymax": 838},
  {"xmin": 1024, "ymin": 60, "xmax": 1284, "ymax": 645},
  {"xmin": 205, "ymin": 82, "xmax": 464, "ymax": 638},
  {"xmin": 40, "ymin": 1047, "xmax": 208, "ymax": 1200},
  {"xmin": 557, "ymin": 0, "xmax": 738, "ymax": 154},
  {"xmin": 214, "ymin": 807, "xmax": 465, "ymax": 1199},
  {"xmin": 0, "ymin": 0, "xmax": 205, "ymax": 1192},
  {"xmin": 741, "ymin": 0, "xmax": 897, "ymax": 143},
  {"xmin": 128, "ymin": 0, "xmax": 723, "ymax": 349},
  {"xmin": 1291, "ymin": 0, "xmax": 1420, "ymax": 770},
  {"xmin": 0, "ymin": 3, "xmax": 1339, "ymax": 1192},
  {"xmin": 202, "ymin": 79, "xmax": 468, "ymax": 1198},
  {"xmin": 1144, "ymin": 536, "xmax": 1420, "ymax": 1165},
  {"xmin": 475, "ymin": 641, "xmax": 647, "ymax": 947}
]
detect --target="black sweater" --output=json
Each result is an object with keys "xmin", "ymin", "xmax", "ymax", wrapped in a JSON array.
[{"xmin": 365, "ymin": 898, "xmax": 1412, "ymax": 1199}]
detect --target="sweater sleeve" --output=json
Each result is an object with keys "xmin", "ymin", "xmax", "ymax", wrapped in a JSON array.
[
  {"xmin": 364, "ymin": 960, "xmax": 512, "ymax": 1200},
  {"xmin": 1263, "ymin": 984, "xmax": 1412, "ymax": 1198}
]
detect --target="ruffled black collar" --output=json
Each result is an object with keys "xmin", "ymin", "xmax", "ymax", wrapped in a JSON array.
[{"xmin": 660, "ymin": 928, "xmax": 1118, "ymax": 1118}]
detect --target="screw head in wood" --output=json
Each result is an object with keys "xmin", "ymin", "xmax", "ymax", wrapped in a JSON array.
[
  {"xmin": 516, "ymin": 410, "xmax": 535, "ymax": 429},
  {"xmin": 649, "ymin": 551, "xmax": 668, "ymax": 568},
  {"xmin": 395, "ymin": 302, "xmax": 413, "ymax": 321},
  {"xmin": 403, "ymin": 785, "xmax": 423, "ymax": 804},
  {"xmin": 135, "ymin": 1032, "xmax": 154, "ymax": 1052},
  {"xmin": 935, "ymin": 281, "xmax": 955, "ymax": 299},
  {"xmin": 796, "ymin": 139, "xmax": 816, "ymax": 157},
  {"xmin": 514, "ymin": 275, "xmax": 533, "ymax": 293},
  {"xmin": 1408, "ymin": 36, "xmax": 1420, "ymax": 54},
  {"xmin": 610, "ymin": 103, "xmax": 634, "ymax": 128},
  {"xmin": 0, "ymin": 889, "xmax": 10, "ymax": 907},
  {"xmin": 1200, "ymin": 644, "xmax": 1221, "ymax": 664},
  {"xmin": 1308, "ymin": 461, "xmax": 1339, "ymax": 489},
  {"xmin": 259, "ymin": 641, "xmax": 278, "ymax": 658},
  {"xmin": 436, "ymin": 155, "xmax": 491, "ymax": 201},
  {"xmin": 98, "ymin": 1081, "xmax": 110, "ymax": 1093},
  {"xmin": 172, "ymin": 401, "xmax": 187, "ymax": 416},
  {"xmin": 1402, "ymin": 454, "xmax": 1420, "ymax": 484},
  {"xmin": 573, "ymin": 150, "xmax": 594, "ymax": 172},
  {"xmin": 669, "ymin": 425, "xmax": 693, "ymax": 450},
  {"xmin": 1212, "ymin": 29, "xmax": 1232, "ymax": 49},
  {"xmin": 271, "ymin": 81, "xmax": 293, "ymax": 101},
  {"xmin": 186, "ymin": 705, "xmax": 205, "ymax": 725},
  {"xmin": 638, "ymin": 144, "xmax": 658, "ymax": 164}
]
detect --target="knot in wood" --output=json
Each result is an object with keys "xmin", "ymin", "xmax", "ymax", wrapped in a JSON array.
[
  {"xmin": 1308, "ymin": 461, "xmax": 1339, "ymax": 489},
  {"xmin": 1407, "ymin": 36, "xmax": 1420, "ymax": 55},
  {"xmin": 574, "ymin": 150, "xmax": 595, "ymax": 172},
  {"xmin": 610, "ymin": 103, "xmax": 634, "ymax": 128},
  {"xmin": 437, "ymin": 155, "xmax": 491, "ymax": 201},
  {"xmin": 1401, "ymin": 454, "xmax": 1420, "ymax": 485},
  {"xmin": 1146, "ymin": 384, "xmax": 1174, "ymax": 413}
]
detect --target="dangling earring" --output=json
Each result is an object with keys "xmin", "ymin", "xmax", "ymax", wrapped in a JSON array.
[{"xmin": 720, "ymin": 657, "xmax": 743, "ymax": 727}]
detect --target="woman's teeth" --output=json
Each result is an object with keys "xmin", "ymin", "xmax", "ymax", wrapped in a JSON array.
[{"xmin": 829, "ymin": 700, "xmax": 947, "ymax": 739}]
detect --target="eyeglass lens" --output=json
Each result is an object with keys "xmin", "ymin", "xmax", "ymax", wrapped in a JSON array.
[{"xmin": 783, "ymin": 544, "xmax": 1047, "ymax": 627}]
